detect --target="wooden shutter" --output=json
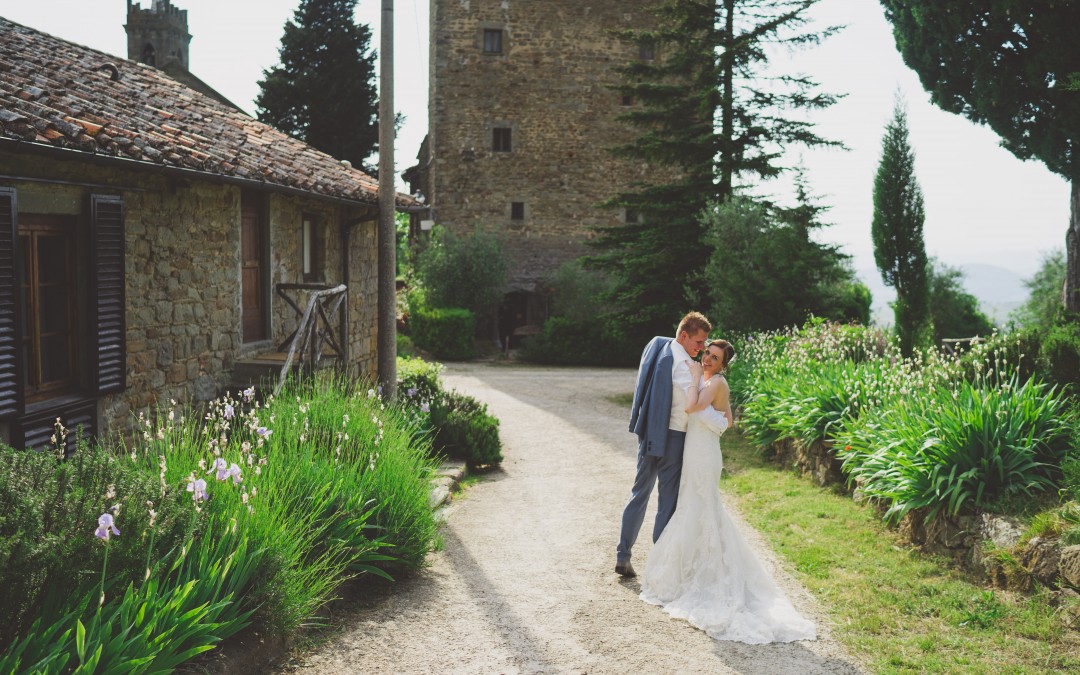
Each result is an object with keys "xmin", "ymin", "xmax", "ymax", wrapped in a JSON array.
[
  {"xmin": 90, "ymin": 194, "xmax": 125, "ymax": 394},
  {"xmin": 0, "ymin": 187, "xmax": 19, "ymax": 417}
]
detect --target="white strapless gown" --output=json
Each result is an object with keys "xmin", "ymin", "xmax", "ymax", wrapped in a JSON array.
[{"xmin": 639, "ymin": 378, "xmax": 816, "ymax": 644}]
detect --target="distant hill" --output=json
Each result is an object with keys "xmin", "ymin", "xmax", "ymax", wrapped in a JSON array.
[{"xmin": 858, "ymin": 263, "xmax": 1030, "ymax": 327}]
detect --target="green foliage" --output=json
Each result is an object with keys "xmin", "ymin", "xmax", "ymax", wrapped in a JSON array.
[
  {"xmin": 255, "ymin": 0, "xmax": 379, "ymax": 169},
  {"xmin": 429, "ymin": 390, "xmax": 503, "ymax": 468},
  {"xmin": 1061, "ymin": 458, "xmax": 1080, "ymax": 503},
  {"xmin": 414, "ymin": 228, "xmax": 507, "ymax": 318},
  {"xmin": 0, "ymin": 376, "xmax": 441, "ymax": 671},
  {"xmin": 587, "ymin": 0, "xmax": 841, "ymax": 345},
  {"xmin": 1040, "ymin": 321, "xmax": 1080, "ymax": 392},
  {"xmin": 838, "ymin": 376, "xmax": 1076, "ymax": 524},
  {"xmin": 1011, "ymin": 249, "xmax": 1066, "ymax": 330},
  {"xmin": 0, "ymin": 439, "xmax": 188, "ymax": 646},
  {"xmin": 518, "ymin": 261, "xmax": 639, "ymax": 366},
  {"xmin": 411, "ymin": 306, "xmax": 477, "ymax": 361},
  {"xmin": 397, "ymin": 355, "xmax": 443, "ymax": 403},
  {"xmin": 879, "ymin": 1, "xmax": 1080, "ymax": 313},
  {"xmin": 738, "ymin": 320, "xmax": 1076, "ymax": 526},
  {"xmin": 872, "ymin": 98, "xmax": 930, "ymax": 357},
  {"xmin": 927, "ymin": 259, "xmax": 994, "ymax": 342},
  {"xmin": 702, "ymin": 195, "xmax": 870, "ymax": 334}
]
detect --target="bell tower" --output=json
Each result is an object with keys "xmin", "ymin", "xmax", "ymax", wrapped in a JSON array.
[{"xmin": 124, "ymin": 0, "xmax": 191, "ymax": 72}]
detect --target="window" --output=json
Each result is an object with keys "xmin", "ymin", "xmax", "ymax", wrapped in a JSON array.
[
  {"xmin": 18, "ymin": 214, "xmax": 78, "ymax": 402},
  {"xmin": 302, "ymin": 214, "xmax": 325, "ymax": 282},
  {"xmin": 493, "ymin": 127, "xmax": 512, "ymax": 152},
  {"xmin": 0, "ymin": 188, "xmax": 125, "ymax": 449},
  {"xmin": 483, "ymin": 29, "xmax": 503, "ymax": 54},
  {"xmin": 510, "ymin": 202, "xmax": 525, "ymax": 220},
  {"xmin": 625, "ymin": 207, "xmax": 643, "ymax": 224},
  {"xmin": 638, "ymin": 41, "xmax": 655, "ymax": 61},
  {"xmin": 621, "ymin": 94, "xmax": 634, "ymax": 107}
]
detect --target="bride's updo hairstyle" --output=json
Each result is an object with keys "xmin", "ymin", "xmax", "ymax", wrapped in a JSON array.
[{"xmin": 707, "ymin": 339, "xmax": 736, "ymax": 371}]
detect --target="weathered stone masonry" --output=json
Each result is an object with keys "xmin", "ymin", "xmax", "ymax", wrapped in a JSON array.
[{"xmin": 427, "ymin": 0, "xmax": 655, "ymax": 303}]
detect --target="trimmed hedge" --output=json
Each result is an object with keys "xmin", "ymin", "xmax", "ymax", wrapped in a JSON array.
[
  {"xmin": 411, "ymin": 306, "xmax": 476, "ymax": 360},
  {"xmin": 429, "ymin": 390, "xmax": 502, "ymax": 468}
]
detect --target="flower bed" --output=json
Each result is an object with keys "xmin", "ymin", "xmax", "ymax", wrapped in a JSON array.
[{"xmin": 0, "ymin": 373, "xmax": 440, "ymax": 673}]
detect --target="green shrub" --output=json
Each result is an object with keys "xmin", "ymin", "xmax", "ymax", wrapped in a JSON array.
[
  {"xmin": 1039, "ymin": 321, "xmax": 1080, "ymax": 392},
  {"xmin": 429, "ymin": 390, "xmax": 503, "ymax": 467},
  {"xmin": 397, "ymin": 356, "xmax": 443, "ymax": 403},
  {"xmin": 0, "ymin": 438, "xmax": 189, "ymax": 646},
  {"xmin": 397, "ymin": 333, "xmax": 418, "ymax": 357},
  {"xmin": 518, "ymin": 316, "xmax": 640, "ymax": 367},
  {"xmin": 1062, "ymin": 457, "xmax": 1080, "ymax": 503},
  {"xmin": 414, "ymin": 228, "xmax": 507, "ymax": 318},
  {"xmin": 411, "ymin": 306, "xmax": 477, "ymax": 360}
]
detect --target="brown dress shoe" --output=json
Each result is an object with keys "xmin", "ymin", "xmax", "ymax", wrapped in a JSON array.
[{"xmin": 615, "ymin": 560, "xmax": 636, "ymax": 577}]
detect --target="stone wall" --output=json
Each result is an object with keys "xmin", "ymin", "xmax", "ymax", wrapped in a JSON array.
[
  {"xmin": 428, "ymin": 0, "xmax": 656, "ymax": 291},
  {"xmin": 4, "ymin": 150, "xmax": 379, "ymax": 440}
]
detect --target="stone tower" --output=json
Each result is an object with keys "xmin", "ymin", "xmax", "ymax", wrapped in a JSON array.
[
  {"xmin": 422, "ymin": 0, "xmax": 655, "ymax": 338},
  {"xmin": 124, "ymin": 0, "xmax": 191, "ymax": 72},
  {"xmin": 122, "ymin": 1, "xmax": 242, "ymax": 111}
]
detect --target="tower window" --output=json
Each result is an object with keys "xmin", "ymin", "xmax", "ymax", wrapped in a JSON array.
[
  {"xmin": 638, "ymin": 41, "xmax": 655, "ymax": 61},
  {"xmin": 141, "ymin": 43, "xmax": 157, "ymax": 67},
  {"xmin": 621, "ymin": 94, "xmax": 634, "ymax": 107},
  {"xmin": 483, "ymin": 29, "xmax": 503, "ymax": 54},
  {"xmin": 511, "ymin": 202, "xmax": 525, "ymax": 220},
  {"xmin": 493, "ymin": 127, "xmax": 512, "ymax": 152}
]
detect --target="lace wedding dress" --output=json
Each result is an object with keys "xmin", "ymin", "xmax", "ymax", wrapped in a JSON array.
[{"xmin": 640, "ymin": 376, "xmax": 816, "ymax": 644}]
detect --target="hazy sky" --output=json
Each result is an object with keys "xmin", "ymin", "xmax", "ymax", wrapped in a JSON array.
[{"xmin": 1, "ymin": 0, "xmax": 1070, "ymax": 282}]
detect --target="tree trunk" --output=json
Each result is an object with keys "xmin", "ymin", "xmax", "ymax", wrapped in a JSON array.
[{"xmin": 1066, "ymin": 178, "xmax": 1080, "ymax": 314}]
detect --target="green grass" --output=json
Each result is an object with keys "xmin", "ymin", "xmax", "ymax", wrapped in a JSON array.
[{"xmin": 720, "ymin": 429, "xmax": 1080, "ymax": 673}]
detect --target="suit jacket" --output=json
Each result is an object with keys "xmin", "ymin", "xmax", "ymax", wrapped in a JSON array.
[{"xmin": 629, "ymin": 336, "xmax": 675, "ymax": 457}]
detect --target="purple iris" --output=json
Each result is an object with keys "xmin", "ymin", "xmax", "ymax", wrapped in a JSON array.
[
  {"xmin": 226, "ymin": 463, "xmax": 242, "ymax": 485},
  {"xmin": 95, "ymin": 513, "xmax": 120, "ymax": 541},
  {"xmin": 187, "ymin": 478, "xmax": 208, "ymax": 503},
  {"xmin": 210, "ymin": 457, "xmax": 228, "ymax": 480}
]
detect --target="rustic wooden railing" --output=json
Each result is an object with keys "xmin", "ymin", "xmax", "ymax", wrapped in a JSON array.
[{"xmin": 273, "ymin": 283, "xmax": 348, "ymax": 396}]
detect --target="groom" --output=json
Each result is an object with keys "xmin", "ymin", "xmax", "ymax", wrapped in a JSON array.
[{"xmin": 615, "ymin": 311, "xmax": 712, "ymax": 577}]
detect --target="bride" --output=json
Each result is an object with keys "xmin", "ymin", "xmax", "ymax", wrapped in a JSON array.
[{"xmin": 640, "ymin": 340, "xmax": 816, "ymax": 644}]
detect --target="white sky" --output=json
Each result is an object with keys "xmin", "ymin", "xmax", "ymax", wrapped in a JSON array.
[{"xmin": 1, "ymin": 0, "xmax": 1070, "ymax": 281}]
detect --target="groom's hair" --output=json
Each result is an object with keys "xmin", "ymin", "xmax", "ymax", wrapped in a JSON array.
[{"xmin": 676, "ymin": 311, "xmax": 712, "ymax": 337}]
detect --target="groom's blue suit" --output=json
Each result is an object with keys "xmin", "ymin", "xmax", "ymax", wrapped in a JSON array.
[{"xmin": 617, "ymin": 336, "xmax": 687, "ymax": 564}]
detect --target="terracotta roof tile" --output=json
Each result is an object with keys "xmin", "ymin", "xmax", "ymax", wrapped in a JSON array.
[{"xmin": 0, "ymin": 17, "xmax": 413, "ymax": 208}]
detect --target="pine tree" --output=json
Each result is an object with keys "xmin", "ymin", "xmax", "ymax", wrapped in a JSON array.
[
  {"xmin": 588, "ymin": 0, "xmax": 841, "ymax": 344},
  {"xmin": 255, "ymin": 0, "xmax": 378, "ymax": 170},
  {"xmin": 872, "ymin": 99, "xmax": 929, "ymax": 356}
]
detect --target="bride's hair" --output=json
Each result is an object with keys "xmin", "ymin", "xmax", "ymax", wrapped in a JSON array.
[{"xmin": 706, "ymin": 339, "xmax": 736, "ymax": 371}]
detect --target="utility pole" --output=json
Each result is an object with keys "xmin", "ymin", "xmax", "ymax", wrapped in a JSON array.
[{"xmin": 377, "ymin": 0, "xmax": 397, "ymax": 398}]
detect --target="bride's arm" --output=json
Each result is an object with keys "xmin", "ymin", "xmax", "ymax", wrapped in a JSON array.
[{"xmin": 683, "ymin": 361, "xmax": 705, "ymax": 413}]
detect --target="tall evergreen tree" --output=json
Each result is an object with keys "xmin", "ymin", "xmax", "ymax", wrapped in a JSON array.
[
  {"xmin": 872, "ymin": 99, "xmax": 929, "ymax": 356},
  {"xmin": 587, "ymin": 0, "xmax": 840, "ymax": 344},
  {"xmin": 256, "ymin": 0, "xmax": 379, "ymax": 170},
  {"xmin": 879, "ymin": 1, "xmax": 1080, "ymax": 315}
]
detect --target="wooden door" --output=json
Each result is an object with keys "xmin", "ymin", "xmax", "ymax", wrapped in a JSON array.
[{"xmin": 241, "ymin": 191, "xmax": 266, "ymax": 342}]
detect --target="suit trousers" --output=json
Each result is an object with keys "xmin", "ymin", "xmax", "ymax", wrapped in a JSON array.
[{"xmin": 616, "ymin": 429, "xmax": 686, "ymax": 563}]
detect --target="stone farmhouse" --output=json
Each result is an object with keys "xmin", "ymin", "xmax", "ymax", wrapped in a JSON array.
[
  {"xmin": 413, "ymin": 0, "xmax": 654, "ymax": 343},
  {"xmin": 0, "ymin": 12, "xmax": 410, "ymax": 452}
]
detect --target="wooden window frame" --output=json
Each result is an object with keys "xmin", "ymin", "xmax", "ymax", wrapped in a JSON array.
[
  {"xmin": 301, "ymin": 213, "xmax": 325, "ymax": 283},
  {"xmin": 482, "ymin": 28, "xmax": 503, "ymax": 54},
  {"xmin": 18, "ymin": 214, "xmax": 79, "ymax": 403}
]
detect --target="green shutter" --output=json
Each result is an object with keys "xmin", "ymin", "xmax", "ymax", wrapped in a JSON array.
[
  {"xmin": 0, "ymin": 187, "xmax": 19, "ymax": 418},
  {"xmin": 90, "ymin": 194, "xmax": 126, "ymax": 394}
]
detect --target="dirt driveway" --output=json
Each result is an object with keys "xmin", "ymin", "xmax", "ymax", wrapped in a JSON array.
[{"xmin": 281, "ymin": 363, "xmax": 865, "ymax": 674}]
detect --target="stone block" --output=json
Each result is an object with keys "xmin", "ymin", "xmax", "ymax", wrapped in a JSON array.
[
  {"xmin": 156, "ymin": 340, "xmax": 173, "ymax": 366},
  {"xmin": 1060, "ymin": 545, "xmax": 1080, "ymax": 589}
]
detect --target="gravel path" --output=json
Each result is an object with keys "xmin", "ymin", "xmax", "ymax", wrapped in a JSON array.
[{"xmin": 281, "ymin": 363, "xmax": 865, "ymax": 674}]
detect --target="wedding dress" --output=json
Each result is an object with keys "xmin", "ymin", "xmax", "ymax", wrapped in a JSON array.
[{"xmin": 640, "ymin": 376, "xmax": 816, "ymax": 644}]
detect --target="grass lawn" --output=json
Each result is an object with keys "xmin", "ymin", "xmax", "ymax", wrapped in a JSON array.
[{"xmin": 721, "ymin": 429, "xmax": 1080, "ymax": 674}]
